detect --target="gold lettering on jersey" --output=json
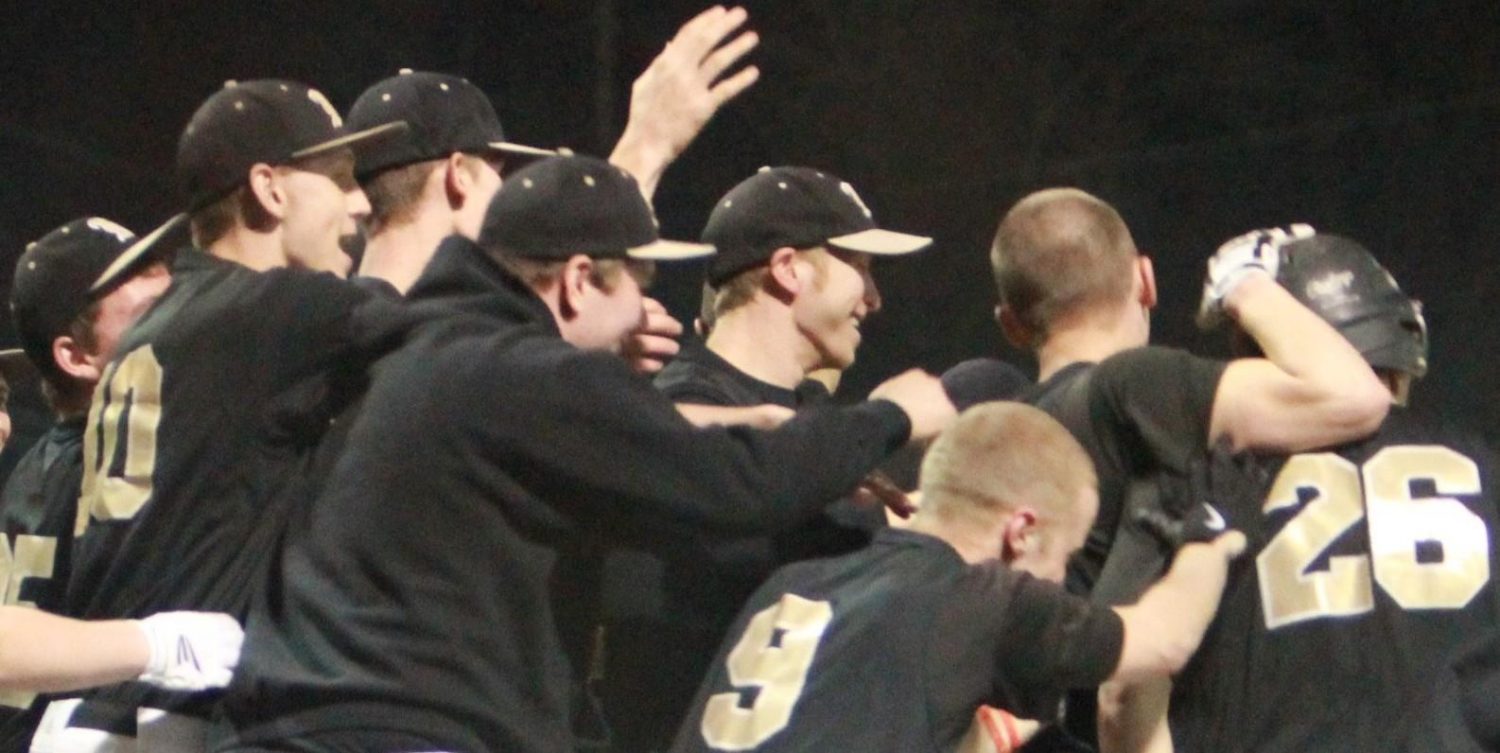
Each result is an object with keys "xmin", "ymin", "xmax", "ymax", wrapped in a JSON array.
[
  {"xmin": 701, "ymin": 595, "xmax": 833, "ymax": 750},
  {"xmin": 1258, "ymin": 454, "xmax": 1372, "ymax": 629},
  {"xmin": 0, "ymin": 534, "xmax": 58, "ymax": 709},
  {"xmin": 1258, "ymin": 446, "xmax": 1490, "ymax": 630},
  {"xmin": 1364, "ymin": 446, "xmax": 1488, "ymax": 610},
  {"xmin": 78, "ymin": 345, "xmax": 164, "ymax": 536}
]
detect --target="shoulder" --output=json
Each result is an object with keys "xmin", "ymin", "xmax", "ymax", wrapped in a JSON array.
[
  {"xmin": 1092, "ymin": 346, "xmax": 1226, "ymax": 405},
  {"xmin": 1096, "ymin": 346, "xmax": 1220, "ymax": 381},
  {"xmin": 654, "ymin": 357, "xmax": 740, "ymax": 406}
]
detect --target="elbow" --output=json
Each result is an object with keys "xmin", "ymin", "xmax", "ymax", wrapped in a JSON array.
[
  {"xmin": 1156, "ymin": 630, "xmax": 1201, "ymax": 676},
  {"xmin": 1329, "ymin": 375, "xmax": 1390, "ymax": 438}
]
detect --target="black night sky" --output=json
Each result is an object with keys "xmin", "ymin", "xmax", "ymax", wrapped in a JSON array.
[{"xmin": 4, "ymin": 1, "xmax": 1499, "ymax": 459}]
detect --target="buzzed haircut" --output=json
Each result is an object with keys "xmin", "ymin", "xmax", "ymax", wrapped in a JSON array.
[
  {"xmin": 363, "ymin": 159, "xmax": 443, "ymax": 229},
  {"xmin": 920, "ymin": 401, "xmax": 1096, "ymax": 524},
  {"xmin": 990, "ymin": 188, "xmax": 1138, "ymax": 340}
]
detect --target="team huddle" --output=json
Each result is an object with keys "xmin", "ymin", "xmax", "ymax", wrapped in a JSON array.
[{"xmin": 0, "ymin": 6, "xmax": 1496, "ymax": 753}]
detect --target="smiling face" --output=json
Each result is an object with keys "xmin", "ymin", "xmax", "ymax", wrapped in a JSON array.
[
  {"xmin": 278, "ymin": 150, "xmax": 365, "ymax": 277},
  {"xmin": 792, "ymin": 247, "xmax": 882, "ymax": 370}
]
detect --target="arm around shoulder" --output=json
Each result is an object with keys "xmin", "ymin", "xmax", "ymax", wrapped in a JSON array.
[{"xmin": 1108, "ymin": 531, "xmax": 1244, "ymax": 684}]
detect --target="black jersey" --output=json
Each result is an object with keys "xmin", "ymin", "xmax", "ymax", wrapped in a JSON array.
[
  {"xmin": 670, "ymin": 528, "xmax": 1123, "ymax": 753},
  {"xmin": 1169, "ymin": 408, "xmax": 1500, "ymax": 753},
  {"xmin": 599, "ymin": 342, "xmax": 878, "ymax": 753},
  {"xmin": 1023, "ymin": 348, "xmax": 1225, "ymax": 596},
  {"xmin": 0, "ymin": 418, "xmax": 83, "ymax": 751},
  {"xmin": 220, "ymin": 237, "xmax": 912, "ymax": 753},
  {"xmin": 63, "ymin": 249, "xmax": 412, "ymax": 724}
]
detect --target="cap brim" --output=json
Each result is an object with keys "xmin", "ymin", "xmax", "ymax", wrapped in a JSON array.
[
  {"xmin": 487, "ymin": 141, "xmax": 558, "ymax": 158},
  {"xmin": 89, "ymin": 213, "xmax": 187, "ymax": 294},
  {"xmin": 0, "ymin": 349, "xmax": 37, "ymax": 383},
  {"xmin": 827, "ymin": 228, "xmax": 932, "ymax": 255},
  {"xmin": 627, "ymin": 239, "xmax": 716, "ymax": 261},
  {"xmin": 291, "ymin": 121, "xmax": 410, "ymax": 160}
]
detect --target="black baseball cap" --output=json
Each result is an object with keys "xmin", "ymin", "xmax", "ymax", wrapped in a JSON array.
[
  {"xmin": 176, "ymin": 79, "xmax": 408, "ymax": 211},
  {"xmin": 10, "ymin": 217, "xmax": 165, "ymax": 380},
  {"xmin": 479, "ymin": 155, "xmax": 714, "ymax": 262},
  {"xmin": 347, "ymin": 70, "xmax": 555, "ymax": 181},
  {"xmin": 703, "ymin": 166, "xmax": 931, "ymax": 285}
]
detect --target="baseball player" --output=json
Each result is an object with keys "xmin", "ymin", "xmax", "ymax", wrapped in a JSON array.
[
  {"xmin": 601, "ymin": 165, "xmax": 933, "ymax": 752},
  {"xmin": 0, "ymin": 217, "xmax": 170, "ymax": 751},
  {"xmin": 1121, "ymin": 235, "xmax": 1500, "ymax": 753},
  {"xmin": 670, "ymin": 402, "xmax": 1244, "ymax": 753},
  {"xmin": 45, "ymin": 80, "xmax": 423, "ymax": 753}
]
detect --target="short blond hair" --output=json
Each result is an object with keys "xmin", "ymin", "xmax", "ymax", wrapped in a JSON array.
[
  {"xmin": 990, "ymin": 188, "xmax": 1138, "ymax": 340},
  {"xmin": 711, "ymin": 246, "xmax": 832, "ymax": 317},
  {"xmin": 920, "ymin": 402, "xmax": 1096, "ymax": 524}
]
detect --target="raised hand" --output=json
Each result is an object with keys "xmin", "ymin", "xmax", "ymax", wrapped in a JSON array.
[{"xmin": 610, "ymin": 6, "xmax": 761, "ymax": 199}]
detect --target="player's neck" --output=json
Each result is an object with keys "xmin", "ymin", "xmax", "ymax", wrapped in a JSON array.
[
  {"xmin": 206, "ymin": 227, "xmax": 287, "ymax": 272},
  {"xmin": 1035, "ymin": 306, "xmax": 1149, "ymax": 381},
  {"xmin": 908, "ymin": 513, "xmax": 1000, "ymax": 565},
  {"xmin": 707, "ymin": 302, "xmax": 810, "ymax": 390},
  {"xmin": 360, "ymin": 213, "xmax": 455, "ymax": 295}
]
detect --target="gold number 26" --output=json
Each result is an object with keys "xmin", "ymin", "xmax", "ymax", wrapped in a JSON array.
[{"xmin": 1258, "ymin": 445, "xmax": 1489, "ymax": 629}]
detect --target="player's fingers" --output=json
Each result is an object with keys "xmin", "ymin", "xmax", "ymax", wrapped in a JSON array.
[
  {"xmin": 629, "ymin": 357, "xmax": 668, "ymax": 374},
  {"xmin": 710, "ymin": 65, "xmax": 760, "ymax": 107},
  {"xmin": 1213, "ymin": 530, "xmax": 1248, "ymax": 559},
  {"xmin": 673, "ymin": 5, "xmax": 729, "ymax": 47},
  {"xmin": 676, "ymin": 5, "xmax": 743, "ymax": 60},
  {"xmin": 629, "ymin": 334, "xmax": 681, "ymax": 360},
  {"xmin": 700, "ymin": 29, "xmax": 759, "ymax": 82},
  {"xmin": 640, "ymin": 310, "xmax": 685, "ymax": 338}
]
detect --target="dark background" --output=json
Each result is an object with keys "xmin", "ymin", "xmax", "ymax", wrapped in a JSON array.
[{"xmin": 3, "ymin": 0, "xmax": 1498, "ymax": 463}]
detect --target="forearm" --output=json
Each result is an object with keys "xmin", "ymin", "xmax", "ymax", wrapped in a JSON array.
[
  {"xmin": 1099, "ymin": 677, "xmax": 1174, "ymax": 753},
  {"xmin": 1111, "ymin": 542, "xmax": 1231, "ymax": 683},
  {"xmin": 0, "ymin": 607, "xmax": 148, "ymax": 693},
  {"xmin": 608, "ymin": 133, "xmax": 674, "ymax": 202},
  {"xmin": 1213, "ymin": 273, "xmax": 1388, "ymax": 449},
  {"xmin": 1228, "ymin": 274, "xmax": 1386, "ymax": 416}
]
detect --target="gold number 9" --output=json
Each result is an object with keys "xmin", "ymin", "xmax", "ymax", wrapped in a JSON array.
[{"xmin": 701, "ymin": 594, "xmax": 833, "ymax": 750}]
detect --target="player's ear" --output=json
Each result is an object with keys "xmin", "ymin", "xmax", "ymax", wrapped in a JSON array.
[
  {"xmin": 996, "ymin": 305, "xmax": 1033, "ymax": 349},
  {"xmin": 443, "ymin": 152, "xmax": 471, "ymax": 205},
  {"xmin": 556, "ymin": 254, "xmax": 595, "ymax": 318},
  {"xmin": 1000, "ymin": 508, "xmax": 1038, "ymax": 564},
  {"xmin": 765, "ymin": 247, "xmax": 803, "ymax": 301},
  {"xmin": 53, "ymin": 334, "xmax": 104, "ymax": 383},
  {"xmin": 246, "ymin": 163, "xmax": 287, "ymax": 220},
  {"xmin": 1136, "ymin": 255, "xmax": 1158, "ymax": 310}
]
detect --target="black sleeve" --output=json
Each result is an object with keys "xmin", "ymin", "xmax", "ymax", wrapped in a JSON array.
[
  {"xmin": 461, "ymin": 337, "xmax": 911, "ymax": 539},
  {"xmin": 659, "ymin": 381, "xmax": 738, "ymax": 407},
  {"xmin": 249, "ymin": 268, "xmax": 422, "ymax": 394},
  {"xmin": 1091, "ymin": 347, "xmax": 1227, "ymax": 476},
  {"xmin": 989, "ymin": 569, "xmax": 1125, "ymax": 706}
]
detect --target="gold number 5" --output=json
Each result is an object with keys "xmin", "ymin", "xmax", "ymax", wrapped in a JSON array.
[
  {"xmin": 77, "ymin": 345, "xmax": 163, "ymax": 536},
  {"xmin": 701, "ymin": 594, "xmax": 833, "ymax": 750},
  {"xmin": 1258, "ymin": 445, "xmax": 1488, "ymax": 629}
]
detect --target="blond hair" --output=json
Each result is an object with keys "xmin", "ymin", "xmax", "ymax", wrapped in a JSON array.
[
  {"xmin": 990, "ymin": 188, "xmax": 1138, "ymax": 340},
  {"xmin": 920, "ymin": 402, "xmax": 1096, "ymax": 525}
]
